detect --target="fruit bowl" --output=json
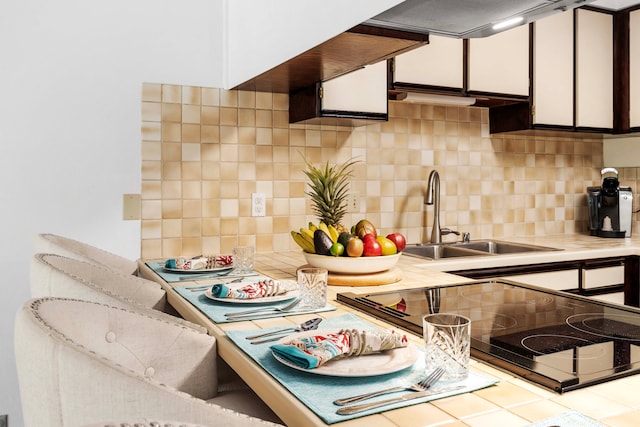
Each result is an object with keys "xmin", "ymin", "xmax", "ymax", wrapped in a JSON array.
[{"xmin": 302, "ymin": 252, "xmax": 401, "ymax": 274}]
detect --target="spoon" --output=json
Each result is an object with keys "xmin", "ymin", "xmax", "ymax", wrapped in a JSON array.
[{"xmin": 246, "ymin": 318, "xmax": 323, "ymax": 344}]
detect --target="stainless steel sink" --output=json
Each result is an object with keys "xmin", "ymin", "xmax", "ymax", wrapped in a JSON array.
[
  {"xmin": 402, "ymin": 240, "xmax": 561, "ymax": 260},
  {"xmin": 455, "ymin": 240, "xmax": 561, "ymax": 254},
  {"xmin": 403, "ymin": 244, "xmax": 485, "ymax": 260}
]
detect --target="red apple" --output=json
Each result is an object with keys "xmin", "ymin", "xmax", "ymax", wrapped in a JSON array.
[
  {"xmin": 362, "ymin": 233, "xmax": 382, "ymax": 256},
  {"xmin": 386, "ymin": 233, "xmax": 407, "ymax": 252}
]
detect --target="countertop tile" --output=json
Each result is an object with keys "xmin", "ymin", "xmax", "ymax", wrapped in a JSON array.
[
  {"xmin": 473, "ymin": 381, "xmax": 542, "ymax": 408},
  {"xmin": 600, "ymin": 408, "xmax": 640, "ymax": 427},
  {"xmin": 378, "ymin": 402, "xmax": 458, "ymax": 427},
  {"xmin": 507, "ymin": 399, "xmax": 573, "ymax": 423},
  {"xmin": 461, "ymin": 408, "xmax": 530, "ymax": 427},
  {"xmin": 471, "ymin": 363, "xmax": 516, "ymax": 382},
  {"xmin": 431, "ymin": 392, "xmax": 500, "ymax": 419},
  {"xmin": 504, "ymin": 377, "xmax": 558, "ymax": 399},
  {"xmin": 550, "ymin": 389, "xmax": 633, "ymax": 420},
  {"xmin": 587, "ymin": 375, "xmax": 640, "ymax": 408}
]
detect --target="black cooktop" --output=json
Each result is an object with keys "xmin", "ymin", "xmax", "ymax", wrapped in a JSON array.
[{"xmin": 337, "ymin": 280, "xmax": 640, "ymax": 392}]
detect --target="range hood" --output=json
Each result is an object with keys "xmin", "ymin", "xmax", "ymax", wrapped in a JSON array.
[{"xmin": 365, "ymin": 0, "xmax": 596, "ymax": 38}]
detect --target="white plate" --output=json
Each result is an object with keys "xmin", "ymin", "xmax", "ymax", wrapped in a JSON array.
[
  {"xmin": 163, "ymin": 266, "xmax": 233, "ymax": 274},
  {"xmin": 204, "ymin": 289, "xmax": 299, "ymax": 304},
  {"xmin": 271, "ymin": 329, "xmax": 419, "ymax": 377}
]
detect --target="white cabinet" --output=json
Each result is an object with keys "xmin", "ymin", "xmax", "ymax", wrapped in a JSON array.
[
  {"xmin": 468, "ymin": 24, "xmax": 529, "ymax": 96},
  {"xmin": 583, "ymin": 265, "xmax": 625, "ymax": 289},
  {"xmin": 533, "ymin": 11, "xmax": 574, "ymax": 127},
  {"xmin": 322, "ymin": 61, "xmax": 387, "ymax": 114},
  {"xmin": 630, "ymin": 10, "xmax": 640, "ymax": 128},
  {"xmin": 289, "ymin": 60, "xmax": 388, "ymax": 125},
  {"xmin": 575, "ymin": 9, "xmax": 613, "ymax": 129},
  {"xmin": 503, "ymin": 264, "xmax": 624, "ymax": 293},
  {"xmin": 393, "ymin": 36, "xmax": 464, "ymax": 89},
  {"xmin": 502, "ymin": 270, "xmax": 580, "ymax": 292}
]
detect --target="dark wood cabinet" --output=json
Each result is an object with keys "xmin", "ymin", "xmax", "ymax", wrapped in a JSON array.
[{"xmin": 234, "ymin": 24, "xmax": 427, "ymax": 94}]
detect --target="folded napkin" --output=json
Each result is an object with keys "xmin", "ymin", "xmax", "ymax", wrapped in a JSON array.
[
  {"xmin": 212, "ymin": 279, "xmax": 296, "ymax": 299},
  {"xmin": 271, "ymin": 329, "xmax": 408, "ymax": 369},
  {"xmin": 165, "ymin": 255, "xmax": 233, "ymax": 271}
]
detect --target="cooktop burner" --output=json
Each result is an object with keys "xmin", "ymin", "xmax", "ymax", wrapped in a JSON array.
[{"xmin": 337, "ymin": 280, "xmax": 640, "ymax": 392}]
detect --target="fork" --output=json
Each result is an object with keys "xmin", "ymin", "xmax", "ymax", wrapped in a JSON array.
[
  {"xmin": 333, "ymin": 367, "xmax": 445, "ymax": 406},
  {"xmin": 224, "ymin": 297, "xmax": 301, "ymax": 318}
]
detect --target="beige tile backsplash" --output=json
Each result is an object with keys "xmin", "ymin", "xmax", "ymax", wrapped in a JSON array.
[{"xmin": 140, "ymin": 83, "xmax": 638, "ymax": 259}]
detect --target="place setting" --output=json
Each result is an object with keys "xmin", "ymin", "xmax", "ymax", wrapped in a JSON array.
[
  {"xmin": 144, "ymin": 246, "xmax": 260, "ymax": 283},
  {"xmin": 173, "ymin": 266, "xmax": 337, "ymax": 323},
  {"xmin": 226, "ymin": 312, "xmax": 499, "ymax": 424}
]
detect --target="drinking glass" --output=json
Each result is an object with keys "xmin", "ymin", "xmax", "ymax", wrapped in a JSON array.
[
  {"xmin": 423, "ymin": 313, "xmax": 471, "ymax": 381},
  {"xmin": 297, "ymin": 267, "xmax": 328, "ymax": 309},
  {"xmin": 232, "ymin": 246, "xmax": 255, "ymax": 274}
]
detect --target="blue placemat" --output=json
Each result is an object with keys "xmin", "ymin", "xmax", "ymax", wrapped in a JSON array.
[
  {"xmin": 173, "ymin": 280, "xmax": 336, "ymax": 323},
  {"xmin": 527, "ymin": 410, "xmax": 604, "ymax": 426},
  {"xmin": 145, "ymin": 260, "xmax": 258, "ymax": 283},
  {"xmin": 227, "ymin": 313, "xmax": 499, "ymax": 424}
]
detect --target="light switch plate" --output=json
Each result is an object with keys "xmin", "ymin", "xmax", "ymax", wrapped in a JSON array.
[
  {"xmin": 123, "ymin": 194, "xmax": 141, "ymax": 220},
  {"xmin": 252, "ymin": 193, "xmax": 266, "ymax": 217}
]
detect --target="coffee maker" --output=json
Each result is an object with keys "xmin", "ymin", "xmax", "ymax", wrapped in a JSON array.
[{"xmin": 587, "ymin": 168, "xmax": 633, "ymax": 238}]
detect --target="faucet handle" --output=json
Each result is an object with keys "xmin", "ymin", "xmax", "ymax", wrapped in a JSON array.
[
  {"xmin": 462, "ymin": 232, "xmax": 470, "ymax": 243},
  {"xmin": 440, "ymin": 228, "xmax": 460, "ymax": 236}
]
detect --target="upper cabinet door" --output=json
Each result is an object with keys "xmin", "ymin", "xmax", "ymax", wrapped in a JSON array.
[
  {"xmin": 393, "ymin": 35, "xmax": 464, "ymax": 89},
  {"xmin": 576, "ymin": 9, "xmax": 613, "ymax": 129},
  {"xmin": 630, "ymin": 10, "xmax": 640, "ymax": 128},
  {"xmin": 322, "ymin": 60, "xmax": 388, "ymax": 114},
  {"xmin": 468, "ymin": 24, "xmax": 529, "ymax": 96},
  {"xmin": 533, "ymin": 11, "xmax": 574, "ymax": 127},
  {"xmin": 289, "ymin": 60, "xmax": 388, "ymax": 126}
]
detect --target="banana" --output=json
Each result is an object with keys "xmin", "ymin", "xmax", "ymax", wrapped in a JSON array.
[
  {"xmin": 291, "ymin": 231, "xmax": 315, "ymax": 253},
  {"xmin": 327, "ymin": 224, "xmax": 339, "ymax": 243},
  {"xmin": 299, "ymin": 227, "xmax": 315, "ymax": 243},
  {"xmin": 318, "ymin": 221, "xmax": 330, "ymax": 237},
  {"xmin": 308, "ymin": 222, "xmax": 317, "ymax": 232}
]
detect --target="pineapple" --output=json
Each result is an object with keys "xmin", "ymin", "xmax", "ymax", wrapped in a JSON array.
[{"xmin": 302, "ymin": 155, "xmax": 359, "ymax": 230}]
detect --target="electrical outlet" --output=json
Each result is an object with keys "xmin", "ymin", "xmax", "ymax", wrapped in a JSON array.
[
  {"xmin": 122, "ymin": 194, "xmax": 141, "ymax": 220},
  {"xmin": 345, "ymin": 193, "xmax": 360, "ymax": 213},
  {"xmin": 0, "ymin": 414, "xmax": 8, "ymax": 427},
  {"xmin": 251, "ymin": 192, "xmax": 266, "ymax": 217}
]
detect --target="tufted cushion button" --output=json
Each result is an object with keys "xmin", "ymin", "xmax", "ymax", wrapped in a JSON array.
[
  {"xmin": 105, "ymin": 331, "xmax": 116, "ymax": 343},
  {"xmin": 144, "ymin": 366, "xmax": 155, "ymax": 378}
]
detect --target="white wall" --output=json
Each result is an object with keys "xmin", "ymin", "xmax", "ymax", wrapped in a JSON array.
[
  {"xmin": 0, "ymin": 0, "xmax": 400, "ymax": 424},
  {"xmin": 0, "ymin": 1, "xmax": 223, "ymax": 424}
]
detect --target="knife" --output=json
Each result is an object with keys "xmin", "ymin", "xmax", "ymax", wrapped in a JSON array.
[{"xmin": 336, "ymin": 385, "xmax": 465, "ymax": 415}]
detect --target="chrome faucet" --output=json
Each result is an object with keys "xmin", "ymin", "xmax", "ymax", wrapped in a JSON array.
[
  {"xmin": 426, "ymin": 170, "xmax": 442, "ymax": 244},
  {"xmin": 426, "ymin": 169, "xmax": 463, "ymax": 244}
]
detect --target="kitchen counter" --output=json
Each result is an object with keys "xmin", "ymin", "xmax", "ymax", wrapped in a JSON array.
[
  {"xmin": 139, "ymin": 234, "xmax": 640, "ymax": 426},
  {"xmin": 401, "ymin": 233, "xmax": 640, "ymax": 272}
]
